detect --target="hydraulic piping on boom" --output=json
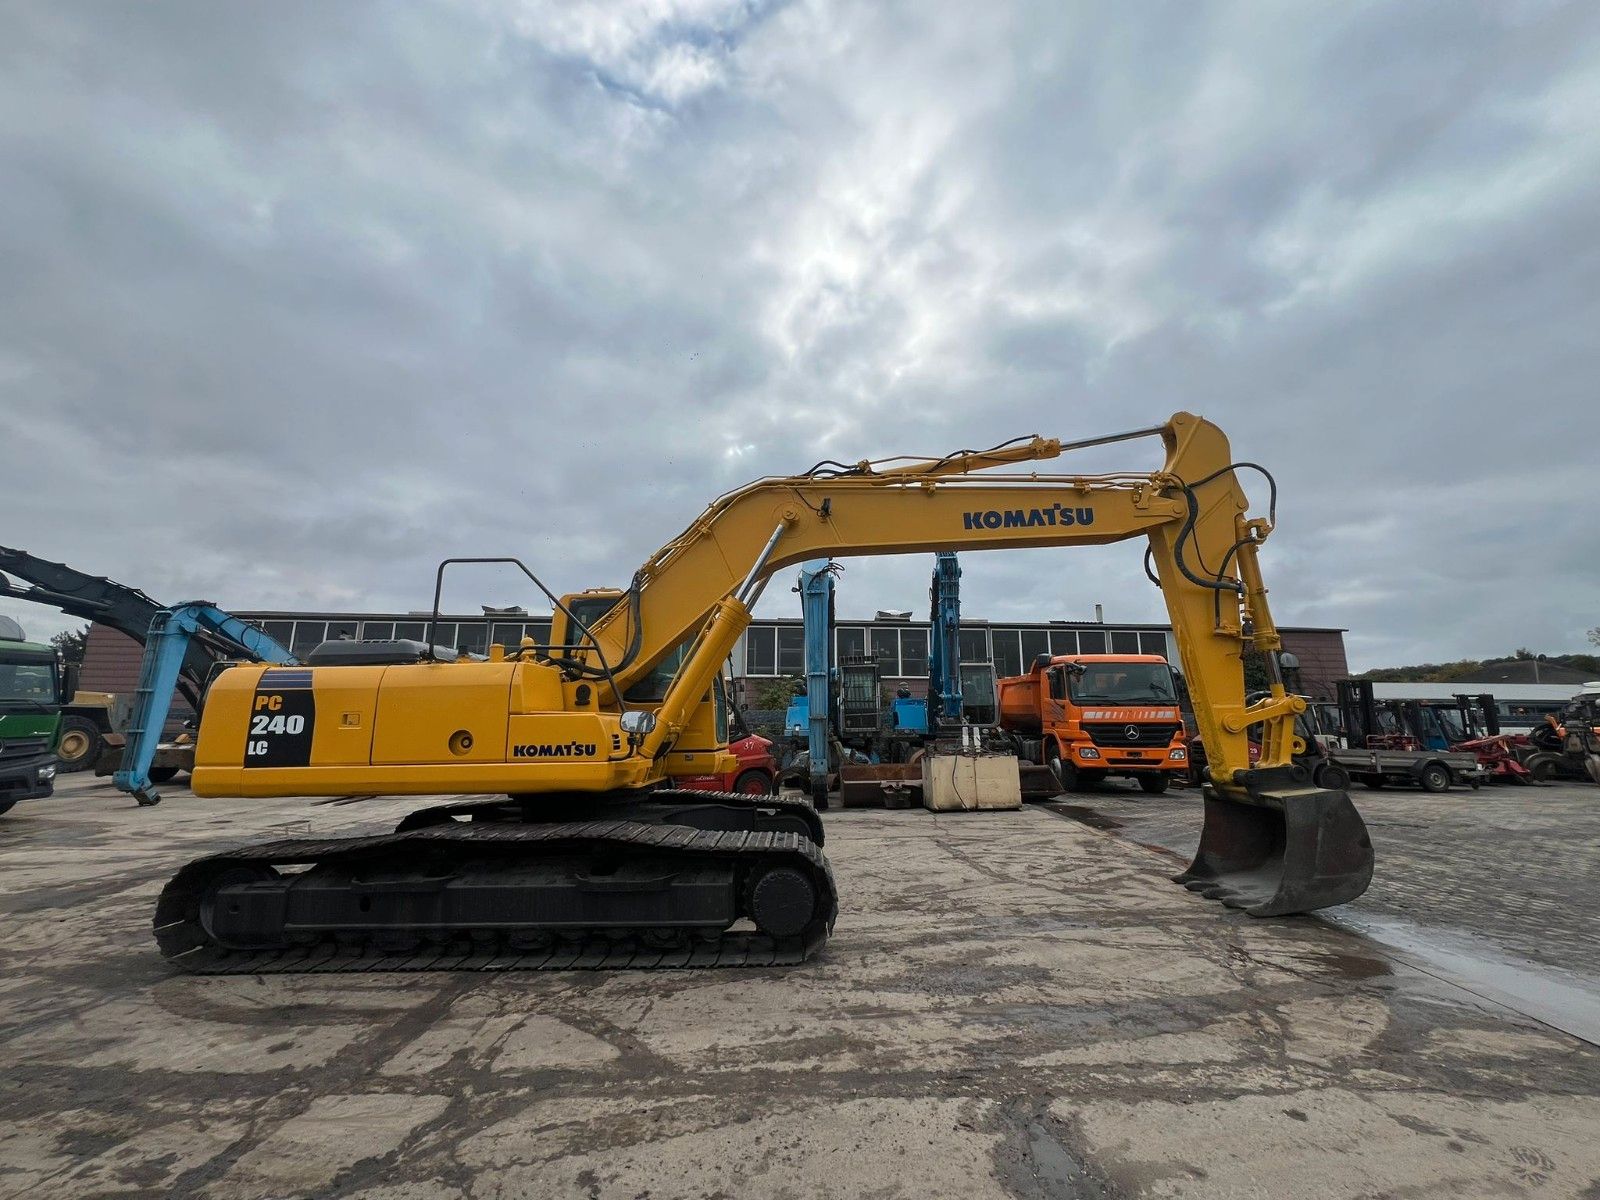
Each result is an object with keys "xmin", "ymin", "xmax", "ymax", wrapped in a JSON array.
[{"xmin": 153, "ymin": 412, "xmax": 1374, "ymax": 976}]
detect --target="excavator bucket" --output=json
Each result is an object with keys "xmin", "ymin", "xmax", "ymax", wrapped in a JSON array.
[{"xmin": 1173, "ymin": 768, "xmax": 1374, "ymax": 917}]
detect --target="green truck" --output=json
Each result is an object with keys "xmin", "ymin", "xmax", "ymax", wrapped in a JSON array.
[{"xmin": 0, "ymin": 617, "xmax": 66, "ymax": 814}]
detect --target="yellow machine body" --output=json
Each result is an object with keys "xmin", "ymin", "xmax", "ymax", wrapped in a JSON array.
[{"xmin": 192, "ymin": 659, "xmax": 737, "ymax": 797}]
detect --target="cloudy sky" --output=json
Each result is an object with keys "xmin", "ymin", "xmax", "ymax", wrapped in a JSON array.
[{"xmin": 2, "ymin": 0, "xmax": 1597, "ymax": 669}]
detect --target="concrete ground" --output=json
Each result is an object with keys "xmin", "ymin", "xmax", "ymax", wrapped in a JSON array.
[
  {"xmin": 2, "ymin": 773, "xmax": 1598, "ymax": 1200},
  {"xmin": 1048, "ymin": 778, "xmax": 1600, "ymax": 998}
]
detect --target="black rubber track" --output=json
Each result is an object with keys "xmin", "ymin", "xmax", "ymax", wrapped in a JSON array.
[
  {"xmin": 397, "ymin": 788, "xmax": 827, "ymax": 847},
  {"xmin": 154, "ymin": 817, "xmax": 837, "ymax": 974}
]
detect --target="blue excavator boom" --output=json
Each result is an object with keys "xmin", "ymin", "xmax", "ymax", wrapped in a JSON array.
[
  {"xmin": 114, "ymin": 604, "xmax": 295, "ymax": 806},
  {"xmin": 927, "ymin": 552, "xmax": 963, "ymax": 729},
  {"xmin": 0, "ymin": 546, "xmax": 295, "ymax": 806},
  {"xmin": 797, "ymin": 560, "xmax": 835, "ymax": 809}
]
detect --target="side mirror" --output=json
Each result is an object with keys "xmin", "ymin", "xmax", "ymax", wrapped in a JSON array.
[
  {"xmin": 619, "ymin": 710, "xmax": 657, "ymax": 736},
  {"xmin": 62, "ymin": 663, "xmax": 80, "ymax": 702},
  {"xmin": 1033, "ymin": 653, "xmax": 1053, "ymax": 671}
]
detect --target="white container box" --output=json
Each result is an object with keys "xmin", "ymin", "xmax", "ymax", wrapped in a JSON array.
[{"xmin": 921, "ymin": 753, "xmax": 1023, "ymax": 811}]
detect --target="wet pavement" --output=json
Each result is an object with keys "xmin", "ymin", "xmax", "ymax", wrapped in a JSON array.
[
  {"xmin": 1, "ymin": 773, "xmax": 1598, "ymax": 1198},
  {"xmin": 1043, "ymin": 778, "xmax": 1600, "ymax": 1048}
]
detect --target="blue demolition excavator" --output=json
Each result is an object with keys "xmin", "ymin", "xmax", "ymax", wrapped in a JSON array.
[
  {"xmin": 0, "ymin": 547, "xmax": 295, "ymax": 805},
  {"xmin": 786, "ymin": 552, "xmax": 976, "ymax": 807}
]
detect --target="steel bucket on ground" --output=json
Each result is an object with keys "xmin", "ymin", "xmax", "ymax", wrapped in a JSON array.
[{"xmin": 1173, "ymin": 766, "xmax": 1374, "ymax": 917}]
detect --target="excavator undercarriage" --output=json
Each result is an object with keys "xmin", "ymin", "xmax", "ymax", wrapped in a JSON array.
[{"xmin": 156, "ymin": 790, "xmax": 837, "ymax": 972}]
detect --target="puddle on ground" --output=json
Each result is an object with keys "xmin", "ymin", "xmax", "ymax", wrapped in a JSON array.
[
  {"xmin": 1054, "ymin": 805, "xmax": 1125, "ymax": 833},
  {"xmin": 1046, "ymin": 802, "xmax": 1190, "ymax": 862},
  {"xmin": 1325, "ymin": 911, "xmax": 1600, "ymax": 1047},
  {"xmin": 1042, "ymin": 798, "xmax": 1599, "ymax": 1045},
  {"xmin": 1025, "ymin": 1120, "xmax": 1111, "ymax": 1200},
  {"xmin": 1312, "ymin": 950, "xmax": 1394, "ymax": 981}
]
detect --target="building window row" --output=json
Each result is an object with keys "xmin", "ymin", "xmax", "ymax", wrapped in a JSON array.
[
  {"xmin": 740, "ymin": 624, "xmax": 1172, "ymax": 678},
  {"xmin": 743, "ymin": 626, "xmax": 806, "ymax": 676},
  {"xmin": 252, "ymin": 616, "xmax": 1170, "ymax": 675},
  {"xmin": 987, "ymin": 628, "xmax": 1169, "ymax": 678}
]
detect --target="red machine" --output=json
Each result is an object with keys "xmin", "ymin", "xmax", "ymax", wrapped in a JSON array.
[{"xmin": 676, "ymin": 728, "xmax": 780, "ymax": 795}]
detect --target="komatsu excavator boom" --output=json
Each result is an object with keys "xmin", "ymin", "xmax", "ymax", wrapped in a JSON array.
[{"xmin": 156, "ymin": 413, "xmax": 1373, "ymax": 973}]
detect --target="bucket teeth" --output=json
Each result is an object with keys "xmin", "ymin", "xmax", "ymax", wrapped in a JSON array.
[{"xmin": 1176, "ymin": 773, "xmax": 1374, "ymax": 917}]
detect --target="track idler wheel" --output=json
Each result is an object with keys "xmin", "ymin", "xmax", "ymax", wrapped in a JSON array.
[
  {"xmin": 1173, "ymin": 766, "xmax": 1374, "ymax": 917},
  {"xmin": 748, "ymin": 866, "xmax": 818, "ymax": 939},
  {"xmin": 154, "ymin": 861, "xmax": 282, "ymax": 964}
]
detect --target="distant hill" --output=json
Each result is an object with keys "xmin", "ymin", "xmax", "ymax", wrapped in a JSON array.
[{"xmin": 1358, "ymin": 652, "xmax": 1600, "ymax": 685}]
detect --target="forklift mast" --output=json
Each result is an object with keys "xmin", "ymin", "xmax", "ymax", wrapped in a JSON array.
[{"xmin": 1337, "ymin": 679, "xmax": 1381, "ymax": 748}]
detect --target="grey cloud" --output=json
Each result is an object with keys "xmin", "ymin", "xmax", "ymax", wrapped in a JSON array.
[{"xmin": 2, "ymin": 0, "xmax": 1597, "ymax": 665}]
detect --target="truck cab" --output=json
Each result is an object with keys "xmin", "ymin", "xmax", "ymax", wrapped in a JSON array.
[
  {"xmin": 0, "ymin": 629, "xmax": 65, "ymax": 812},
  {"xmin": 998, "ymin": 653, "xmax": 1187, "ymax": 793}
]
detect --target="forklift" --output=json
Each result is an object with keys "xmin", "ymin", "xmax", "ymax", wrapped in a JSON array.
[{"xmin": 1332, "ymin": 681, "xmax": 1489, "ymax": 791}]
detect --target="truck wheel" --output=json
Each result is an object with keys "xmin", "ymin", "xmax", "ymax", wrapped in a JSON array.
[
  {"xmin": 810, "ymin": 777, "xmax": 830, "ymax": 811},
  {"xmin": 1137, "ymin": 774, "xmax": 1170, "ymax": 795},
  {"xmin": 1047, "ymin": 746, "xmax": 1078, "ymax": 792},
  {"xmin": 54, "ymin": 716, "xmax": 102, "ymax": 773},
  {"xmin": 1418, "ymin": 763, "xmax": 1451, "ymax": 793},
  {"xmin": 1527, "ymin": 755, "xmax": 1556, "ymax": 783},
  {"xmin": 732, "ymin": 769, "xmax": 774, "ymax": 797},
  {"xmin": 1313, "ymin": 762, "xmax": 1351, "ymax": 791},
  {"xmin": 147, "ymin": 767, "xmax": 181, "ymax": 784}
]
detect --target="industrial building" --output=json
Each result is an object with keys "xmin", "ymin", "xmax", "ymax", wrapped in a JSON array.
[
  {"xmin": 77, "ymin": 607, "xmax": 1353, "ymax": 706},
  {"xmin": 731, "ymin": 615, "xmax": 1350, "ymax": 704}
]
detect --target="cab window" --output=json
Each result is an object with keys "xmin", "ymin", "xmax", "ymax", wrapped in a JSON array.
[
  {"xmin": 623, "ymin": 639, "xmax": 690, "ymax": 703},
  {"xmin": 712, "ymin": 675, "xmax": 730, "ymax": 745}
]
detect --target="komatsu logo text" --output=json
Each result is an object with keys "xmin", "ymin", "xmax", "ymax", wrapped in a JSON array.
[
  {"xmin": 963, "ymin": 505, "xmax": 1095, "ymax": 531},
  {"xmin": 513, "ymin": 741, "xmax": 597, "ymax": 758}
]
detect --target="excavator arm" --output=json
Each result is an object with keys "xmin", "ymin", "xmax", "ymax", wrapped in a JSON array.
[
  {"xmin": 581, "ymin": 414, "xmax": 1280, "ymax": 787},
  {"xmin": 114, "ymin": 604, "xmax": 296, "ymax": 806},
  {"xmin": 566, "ymin": 411, "xmax": 1371, "ymax": 915}
]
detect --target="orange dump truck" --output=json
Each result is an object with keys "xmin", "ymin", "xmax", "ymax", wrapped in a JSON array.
[{"xmin": 998, "ymin": 653, "xmax": 1188, "ymax": 793}]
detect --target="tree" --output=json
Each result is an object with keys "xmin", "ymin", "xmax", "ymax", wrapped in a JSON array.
[
  {"xmin": 50, "ymin": 624, "xmax": 88, "ymax": 666},
  {"xmin": 1241, "ymin": 647, "xmax": 1270, "ymax": 692},
  {"xmin": 749, "ymin": 676, "xmax": 803, "ymax": 710},
  {"xmin": 1589, "ymin": 628, "xmax": 1599, "ymax": 649}
]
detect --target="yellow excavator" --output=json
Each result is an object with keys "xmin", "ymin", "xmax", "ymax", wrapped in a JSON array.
[{"xmin": 155, "ymin": 413, "xmax": 1373, "ymax": 972}]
